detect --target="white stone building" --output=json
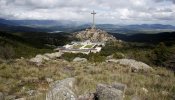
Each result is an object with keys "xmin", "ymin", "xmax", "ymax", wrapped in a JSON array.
[{"xmin": 55, "ymin": 40, "xmax": 105, "ymax": 54}]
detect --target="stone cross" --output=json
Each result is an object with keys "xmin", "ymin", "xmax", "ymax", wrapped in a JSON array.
[{"xmin": 91, "ymin": 10, "xmax": 96, "ymax": 29}]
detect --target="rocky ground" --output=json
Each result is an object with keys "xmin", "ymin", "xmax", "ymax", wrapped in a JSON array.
[
  {"xmin": 73, "ymin": 28, "xmax": 117, "ymax": 42},
  {"xmin": 0, "ymin": 52, "xmax": 175, "ymax": 100}
]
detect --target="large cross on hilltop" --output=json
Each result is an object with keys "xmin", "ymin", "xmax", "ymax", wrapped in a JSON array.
[{"xmin": 91, "ymin": 10, "xmax": 96, "ymax": 29}]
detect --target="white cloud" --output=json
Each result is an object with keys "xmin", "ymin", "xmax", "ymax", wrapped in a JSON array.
[{"xmin": 0, "ymin": 0, "xmax": 175, "ymax": 25}]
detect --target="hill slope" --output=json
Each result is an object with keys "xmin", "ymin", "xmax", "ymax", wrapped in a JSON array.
[
  {"xmin": 0, "ymin": 32, "xmax": 52, "ymax": 59},
  {"xmin": 73, "ymin": 28, "xmax": 117, "ymax": 42},
  {"xmin": 0, "ymin": 29, "xmax": 75, "ymax": 59}
]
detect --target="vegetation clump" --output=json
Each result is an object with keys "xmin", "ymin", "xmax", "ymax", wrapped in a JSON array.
[
  {"xmin": 84, "ymin": 45, "xmax": 93, "ymax": 48},
  {"xmin": 99, "ymin": 41, "xmax": 175, "ymax": 70},
  {"xmin": 0, "ymin": 45, "xmax": 15, "ymax": 60},
  {"xmin": 151, "ymin": 42, "xmax": 171, "ymax": 66}
]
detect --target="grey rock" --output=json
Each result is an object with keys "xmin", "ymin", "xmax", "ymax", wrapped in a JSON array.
[
  {"xmin": 36, "ymin": 55, "xmax": 50, "ymax": 61},
  {"xmin": 26, "ymin": 90, "xmax": 37, "ymax": 96},
  {"xmin": 131, "ymin": 95, "xmax": 141, "ymax": 100},
  {"xmin": 106, "ymin": 59, "xmax": 152, "ymax": 72},
  {"xmin": 44, "ymin": 52, "xmax": 62, "ymax": 59},
  {"xmin": 29, "ymin": 55, "xmax": 48, "ymax": 66},
  {"xmin": 20, "ymin": 57, "xmax": 24, "ymax": 59},
  {"xmin": 46, "ymin": 78, "xmax": 77, "ymax": 100},
  {"xmin": 73, "ymin": 57, "xmax": 87, "ymax": 62},
  {"xmin": 112, "ymin": 83, "xmax": 127, "ymax": 93},
  {"xmin": 78, "ymin": 93, "xmax": 95, "ymax": 100},
  {"xmin": 29, "ymin": 52, "xmax": 62, "ymax": 66},
  {"xmin": 0, "ymin": 92, "xmax": 4, "ymax": 100},
  {"xmin": 96, "ymin": 83, "xmax": 126, "ymax": 100},
  {"xmin": 73, "ymin": 28, "xmax": 117, "ymax": 42},
  {"xmin": 46, "ymin": 78, "xmax": 54, "ymax": 83},
  {"xmin": 106, "ymin": 55, "xmax": 114, "ymax": 60}
]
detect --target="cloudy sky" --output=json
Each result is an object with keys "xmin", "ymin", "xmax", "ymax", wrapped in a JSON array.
[{"xmin": 0, "ymin": 0, "xmax": 175, "ymax": 25}]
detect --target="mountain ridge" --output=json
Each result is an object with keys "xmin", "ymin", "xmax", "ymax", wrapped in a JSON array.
[{"xmin": 1, "ymin": 18, "xmax": 175, "ymax": 34}]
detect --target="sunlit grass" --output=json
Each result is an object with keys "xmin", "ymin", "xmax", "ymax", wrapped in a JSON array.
[{"xmin": 0, "ymin": 59, "xmax": 174, "ymax": 100}]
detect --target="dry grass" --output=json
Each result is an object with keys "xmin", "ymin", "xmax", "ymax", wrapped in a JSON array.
[{"xmin": 0, "ymin": 59, "xmax": 174, "ymax": 100}]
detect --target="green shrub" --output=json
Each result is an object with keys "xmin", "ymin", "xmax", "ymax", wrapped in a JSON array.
[
  {"xmin": 61, "ymin": 53, "xmax": 87, "ymax": 61},
  {"xmin": 151, "ymin": 42, "xmax": 170, "ymax": 66},
  {"xmin": 88, "ymin": 53, "xmax": 106, "ymax": 62},
  {"xmin": 113, "ymin": 52, "xmax": 125, "ymax": 59},
  {"xmin": 0, "ymin": 45, "xmax": 15, "ymax": 59}
]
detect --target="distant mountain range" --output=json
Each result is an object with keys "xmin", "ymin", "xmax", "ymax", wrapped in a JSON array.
[
  {"xmin": 0, "ymin": 18, "xmax": 175, "ymax": 45},
  {"xmin": 0, "ymin": 18, "xmax": 84, "ymax": 33},
  {"xmin": 96, "ymin": 24, "xmax": 175, "ymax": 34},
  {"xmin": 0, "ymin": 18, "xmax": 175, "ymax": 34},
  {"xmin": 0, "ymin": 18, "xmax": 83, "ymax": 27},
  {"xmin": 110, "ymin": 32, "xmax": 175, "ymax": 43}
]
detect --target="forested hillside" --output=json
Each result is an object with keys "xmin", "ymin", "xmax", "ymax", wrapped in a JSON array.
[{"xmin": 0, "ymin": 31, "xmax": 73, "ymax": 59}]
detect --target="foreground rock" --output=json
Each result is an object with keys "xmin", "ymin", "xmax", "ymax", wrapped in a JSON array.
[
  {"xmin": 96, "ymin": 83, "xmax": 127, "ymax": 100},
  {"xmin": 106, "ymin": 59, "xmax": 152, "ymax": 72},
  {"xmin": 46, "ymin": 77, "xmax": 127, "ymax": 100},
  {"xmin": 73, "ymin": 57, "xmax": 87, "ymax": 62},
  {"xmin": 46, "ymin": 78, "xmax": 77, "ymax": 100},
  {"xmin": 73, "ymin": 28, "xmax": 117, "ymax": 42}
]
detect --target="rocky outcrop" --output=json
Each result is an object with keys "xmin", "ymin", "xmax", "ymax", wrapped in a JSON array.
[
  {"xmin": 44, "ymin": 52, "xmax": 62, "ymax": 59},
  {"xmin": 29, "ymin": 56, "xmax": 45, "ymax": 66},
  {"xmin": 73, "ymin": 57, "xmax": 87, "ymax": 62},
  {"xmin": 29, "ymin": 55, "xmax": 50, "ymax": 66},
  {"xmin": 106, "ymin": 59, "xmax": 152, "ymax": 72},
  {"xmin": 46, "ymin": 78, "xmax": 77, "ymax": 100},
  {"xmin": 73, "ymin": 28, "xmax": 117, "ymax": 42},
  {"xmin": 96, "ymin": 83, "xmax": 127, "ymax": 100},
  {"xmin": 29, "ymin": 52, "xmax": 62, "ymax": 66}
]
